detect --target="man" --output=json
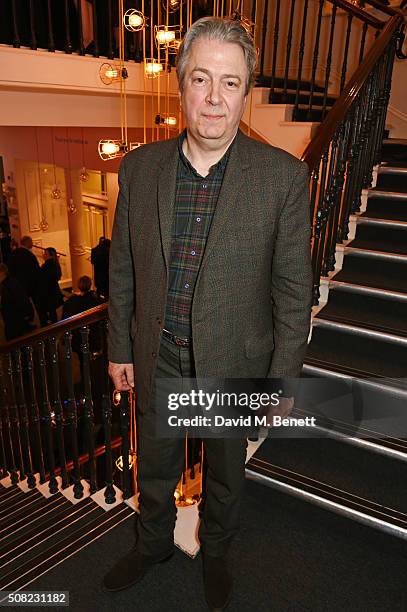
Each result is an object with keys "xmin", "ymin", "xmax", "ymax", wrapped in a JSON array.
[
  {"xmin": 7, "ymin": 235, "xmax": 40, "ymax": 304},
  {"xmin": 104, "ymin": 16, "xmax": 312, "ymax": 611},
  {"xmin": 90, "ymin": 236, "xmax": 110, "ymax": 299},
  {"xmin": 0, "ymin": 263, "xmax": 36, "ymax": 341}
]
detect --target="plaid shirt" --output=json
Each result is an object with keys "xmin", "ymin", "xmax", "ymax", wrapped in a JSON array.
[{"xmin": 164, "ymin": 130, "xmax": 232, "ymax": 337}]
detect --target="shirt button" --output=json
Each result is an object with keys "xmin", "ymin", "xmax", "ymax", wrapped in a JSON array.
[
  {"xmin": 191, "ymin": 250, "xmax": 196, "ymax": 256},
  {"xmin": 196, "ymin": 217, "xmax": 201, "ymax": 222},
  {"xmin": 202, "ymin": 183, "xmax": 208, "ymax": 189},
  {"xmin": 184, "ymin": 283, "xmax": 190, "ymax": 289}
]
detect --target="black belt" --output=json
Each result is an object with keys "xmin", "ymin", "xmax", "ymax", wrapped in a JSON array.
[{"xmin": 162, "ymin": 328, "xmax": 191, "ymax": 347}]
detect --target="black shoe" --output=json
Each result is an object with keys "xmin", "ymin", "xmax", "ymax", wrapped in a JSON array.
[
  {"xmin": 202, "ymin": 553, "xmax": 233, "ymax": 611},
  {"xmin": 102, "ymin": 547, "xmax": 173, "ymax": 592}
]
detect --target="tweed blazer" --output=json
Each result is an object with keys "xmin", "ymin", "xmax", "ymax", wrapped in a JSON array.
[{"xmin": 108, "ymin": 129, "xmax": 313, "ymax": 411}]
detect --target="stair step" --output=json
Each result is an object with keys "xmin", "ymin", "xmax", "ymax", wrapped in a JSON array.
[
  {"xmin": 269, "ymin": 89, "xmax": 337, "ymax": 107},
  {"xmin": 350, "ymin": 223, "xmax": 407, "ymax": 256},
  {"xmin": 316, "ymin": 287, "xmax": 407, "ymax": 337},
  {"xmin": 0, "ymin": 501, "xmax": 106, "ymax": 575},
  {"xmin": 246, "ymin": 437, "xmax": 407, "ymax": 536},
  {"xmin": 0, "ymin": 495, "xmax": 69, "ymax": 541},
  {"xmin": 329, "ymin": 279, "xmax": 407, "ymax": 302},
  {"xmin": 0, "ymin": 485, "xmax": 28, "ymax": 505},
  {"xmin": 343, "ymin": 246, "xmax": 407, "ymax": 262},
  {"xmin": 333, "ymin": 252, "xmax": 407, "ymax": 294},
  {"xmin": 312, "ymin": 318, "xmax": 407, "ymax": 344},
  {"xmin": 0, "ymin": 503, "xmax": 133, "ymax": 592},
  {"xmin": 368, "ymin": 188, "xmax": 407, "ymax": 201},
  {"xmin": 293, "ymin": 106, "xmax": 332, "ymax": 122},
  {"xmin": 306, "ymin": 325, "xmax": 407, "ymax": 378},
  {"xmin": 0, "ymin": 488, "xmax": 42, "ymax": 518},
  {"xmin": 377, "ymin": 165, "xmax": 407, "ymax": 191},
  {"xmin": 256, "ymin": 76, "xmax": 325, "ymax": 93},
  {"xmin": 0, "ymin": 497, "xmax": 96, "ymax": 557},
  {"xmin": 381, "ymin": 139, "xmax": 407, "ymax": 164}
]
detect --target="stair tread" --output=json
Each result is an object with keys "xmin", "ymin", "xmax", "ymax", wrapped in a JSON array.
[
  {"xmin": 249, "ymin": 438, "xmax": 407, "ymax": 517},
  {"xmin": 333, "ymin": 254, "xmax": 407, "ymax": 294},
  {"xmin": 306, "ymin": 326, "xmax": 407, "ymax": 378},
  {"xmin": 351, "ymin": 224, "xmax": 407, "ymax": 255},
  {"xmin": 316, "ymin": 289, "xmax": 407, "ymax": 336}
]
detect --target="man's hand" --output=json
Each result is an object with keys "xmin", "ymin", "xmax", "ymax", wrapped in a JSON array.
[{"xmin": 108, "ymin": 362, "xmax": 134, "ymax": 391}]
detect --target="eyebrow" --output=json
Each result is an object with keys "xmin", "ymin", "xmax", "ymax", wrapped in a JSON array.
[{"xmin": 191, "ymin": 67, "xmax": 242, "ymax": 81}]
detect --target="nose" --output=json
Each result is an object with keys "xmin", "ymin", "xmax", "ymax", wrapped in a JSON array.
[{"xmin": 206, "ymin": 80, "xmax": 221, "ymax": 106}]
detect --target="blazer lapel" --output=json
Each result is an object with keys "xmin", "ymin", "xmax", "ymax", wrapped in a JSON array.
[
  {"xmin": 157, "ymin": 138, "xmax": 179, "ymax": 272},
  {"xmin": 198, "ymin": 130, "xmax": 250, "ymax": 277}
]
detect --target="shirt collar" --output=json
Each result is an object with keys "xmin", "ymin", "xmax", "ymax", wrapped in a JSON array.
[{"xmin": 177, "ymin": 129, "xmax": 234, "ymax": 178}]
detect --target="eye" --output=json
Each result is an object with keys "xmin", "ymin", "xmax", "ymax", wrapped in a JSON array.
[
  {"xmin": 193, "ymin": 76, "xmax": 206, "ymax": 85},
  {"xmin": 225, "ymin": 80, "xmax": 238, "ymax": 88}
]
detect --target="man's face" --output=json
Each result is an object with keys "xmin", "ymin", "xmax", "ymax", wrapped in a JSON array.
[{"xmin": 180, "ymin": 38, "xmax": 248, "ymax": 148}]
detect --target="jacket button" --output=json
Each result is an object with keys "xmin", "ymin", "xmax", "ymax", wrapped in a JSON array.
[
  {"xmin": 156, "ymin": 318, "xmax": 162, "ymax": 325},
  {"xmin": 152, "ymin": 351, "xmax": 157, "ymax": 357}
]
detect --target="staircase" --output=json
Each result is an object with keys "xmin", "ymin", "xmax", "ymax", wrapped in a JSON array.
[
  {"xmin": 0, "ymin": 481, "xmax": 133, "ymax": 594},
  {"xmin": 246, "ymin": 136, "xmax": 407, "ymax": 540}
]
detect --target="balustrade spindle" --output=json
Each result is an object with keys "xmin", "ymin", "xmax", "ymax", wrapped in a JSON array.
[
  {"xmin": 64, "ymin": 0, "xmax": 72, "ymax": 53},
  {"xmin": 23, "ymin": 345, "xmax": 46, "ymax": 483},
  {"xmin": 46, "ymin": 0, "xmax": 55, "ymax": 51},
  {"xmin": 77, "ymin": 0, "xmax": 84, "ymax": 55},
  {"xmin": 12, "ymin": 349, "xmax": 36, "ymax": 488},
  {"xmin": 63, "ymin": 331, "xmax": 83, "ymax": 499},
  {"xmin": 313, "ymin": 149, "xmax": 330, "ymax": 295},
  {"xmin": 293, "ymin": 0, "xmax": 309, "ymax": 121},
  {"xmin": 11, "ymin": 0, "xmax": 20, "ymax": 47},
  {"xmin": 28, "ymin": 0, "xmax": 37, "ymax": 49},
  {"xmin": 321, "ymin": 138, "xmax": 339, "ymax": 276},
  {"xmin": 374, "ymin": 41, "xmax": 396, "ymax": 165},
  {"xmin": 310, "ymin": 164, "xmax": 321, "ymax": 304},
  {"xmin": 269, "ymin": 0, "xmax": 280, "ymax": 99},
  {"xmin": 259, "ymin": 0, "xmax": 269, "ymax": 80},
  {"xmin": 351, "ymin": 78, "xmax": 371, "ymax": 213},
  {"xmin": 327, "ymin": 119, "xmax": 351, "ymax": 270},
  {"xmin": 100, "ymin": 321, "xmax": 116, "ymax": 504},
  {"xmin": 3, "ymin": 353, "xmax": 24, "ymax": 482},
  {"xmin": 306, "ymin": 0, "xmax": 324, "ymax": 121},
  {"xmin": 36, "ymin": 341, "xmax": 59, "ymax": 494},
  {"xmin": 340, "ymin": 14, "xmax": 353, "ymax": 93},
  {"xmin": 47, "ymin": 337, "xmax": 69, "ymax": 489},
  {"xmin": 118, "ymin": 391, "xmax": 131, "ymax": 500},
  {"xmin": 251, "ymin": 0, "xmax": 257, "ymax": 29},
  {"xmin": 321, "ymin": 2, "xmax": 337, "ymax": 120},
  {"xmin": 79, "ymin": 326, "xmax": 97, "ymax": 493},
  {"xmin": 282, "ymin": 0, "xmax": 297, "ymax": 102},
  {"xmin": 338, "ymin": 106, "xmax": 358, "ymax": 242},
  {"xmin": 0, "ymin": 370, "xmax": 14, "ymax": 480},
  {"xmin": 92, "ymin": 1, "xmax": 99, "ymax": 57},
  {"xmin": 359, "ymin": 22, "xmax": 369, "ymax": 64}
]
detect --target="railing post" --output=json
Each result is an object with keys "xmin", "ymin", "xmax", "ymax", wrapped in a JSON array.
[
  {"xmin": 306, "ymin": 0, "xmax": 324, "ymax": 121},
  {"xmin": 321, "ymin": 2, "xmax": 337, "ymax": 120},
  {"xmin": 77, "ymin": 0, "xmax": 84, "ymax": 55},
  {"xmin": 282, "ymin": 0, "xmax": 297, "ymax": 102},
  {"xmin": 101, "ymin": 321, "xmax": 116, "ymax": 504},
  {"xmin": 293, "ymin": 0, "xmax": 310, "ymax": 121},
  {"xmin": 340, "ymin": 14, "xmax": 353, "ymax": 93},
  {"xmin": 62, "ymin": 331, "xmax": 83, "ymax": 499},
  {"xmin": 0, "ymin": 370, "xmax": 12, "ymax": 480},
  {"xmin": 12, "ymin": 348, "xmax": 36, "ymax": 488},
  {"xmin": 36, "ymin": 341, "xmax": 59, "ymax": 494},
  {"xmin": 28, "ymin": 0, "xmax": 38, "ymax": 50},
  {"xmin": 269, "ymin": 0, "xmax": 280, "ymax": 99},
  {"xmin": 11, "ymin": 0, "xmax": 21, "ymax": 48},
  {"xmin": 259, "ymin": 0, "xmax": 270, "ymax": 80},
  {"xmin": 48, "ymin": 336, "xmax": 69, "ymax": 489},
  {"xmin": 79, "ymin": 326, "xmax": 97, "ymax": 493},
  {"xmin": 23, "ymin": 345, "xmax": 46, "ymax": 484},
  {"xmin": 3, "ymin": 353, "xmax": 25, "ymax": 483},
  {"xmin": 118, "ymin": 390, "xmax": 131, "ymax": 500},
  {"xmin": 46, "ymin": 0, "xmax": 55, "ymax": 52}
]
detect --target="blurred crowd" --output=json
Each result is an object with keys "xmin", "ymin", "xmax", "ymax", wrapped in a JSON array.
[{"xmin": 0, "ymin": 235, "xmax": 110, "ymax": 342}]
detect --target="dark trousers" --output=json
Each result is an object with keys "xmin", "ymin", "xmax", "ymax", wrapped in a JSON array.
[{"xmin": 135, "ymin": 335, "xmax": 248, "ymax": 559}]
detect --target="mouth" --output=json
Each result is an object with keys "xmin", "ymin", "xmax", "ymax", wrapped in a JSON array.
[{"xmin": 202, "ymin": 115, "xmax": 224, "ymax": 121}]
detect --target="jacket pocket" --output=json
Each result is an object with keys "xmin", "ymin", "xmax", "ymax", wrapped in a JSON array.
[{"xmin": 244, "ymin": 331, "xmax": 275, "ymax": 359}]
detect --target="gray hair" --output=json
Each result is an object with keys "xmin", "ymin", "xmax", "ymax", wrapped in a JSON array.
[{"xmin": 176, "ymin": 17, "xmax": 257, "ymax": 96}]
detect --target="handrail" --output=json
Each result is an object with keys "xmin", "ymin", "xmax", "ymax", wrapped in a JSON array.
[
  {"xmin": 325, "ymin": 0, "xmax": 386, "ymax": 28},
  {"xmin": 301, "ymin": 13, "xmax": 403, "ymax": 169},
  {"xmin": 363, "ymin": 0, "xmax": 405, "ymax": 18},
  {"xmin": 0, "ymin": 303, "xmax": 108, "ymax": 353}
]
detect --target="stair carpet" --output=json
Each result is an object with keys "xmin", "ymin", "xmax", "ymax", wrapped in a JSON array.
[
  {"xmin": 0, "ymin": 481, "xmax": 133, "ymax": 594},
  {"xmin": 247, "ymin": 137, "xmax": 407, "ymax": 542}
]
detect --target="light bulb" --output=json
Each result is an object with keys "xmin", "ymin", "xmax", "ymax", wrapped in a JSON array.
[
  {"xmin": 156, "ymin": 30, "xmax": 176, "ymax": 45},
  {"xmin": 51, "ymin": 186, "xmax": 61, "ymax": 199}
]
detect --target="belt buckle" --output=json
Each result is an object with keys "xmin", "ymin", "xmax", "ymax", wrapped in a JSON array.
[{"xmin": 175, "ymin": 336, "xmax": 189, "ymax": 347}]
